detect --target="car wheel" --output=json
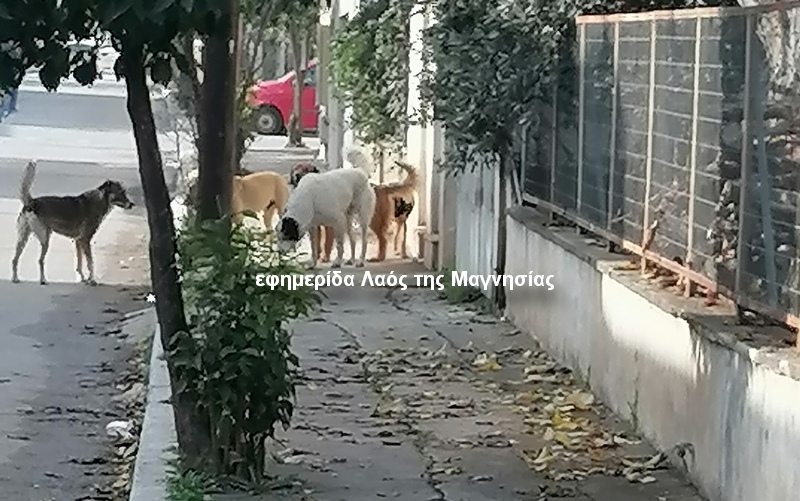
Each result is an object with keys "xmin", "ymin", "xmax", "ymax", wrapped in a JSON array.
[{"xmin": 255, "ymin": 106, "xmax": 284, "ymax": 135}]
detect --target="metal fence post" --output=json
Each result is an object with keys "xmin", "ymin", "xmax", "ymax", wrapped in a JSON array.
[
  {"xmin": 685, "ymin": 15, "xmax": 702, "ymax": 297},
  {"xmin": 576, "ymin": 23, "xmax": 586, "ymax": 225},
  {"xmin": 641, "ymin": 19, "xmax": 657, "ymax": 273},
  {"xmin": 607, "ymin": 22, "xmax": 620, "ymax": 230},
  {"xmin": 549, "ymin": 73, "xmax": 559, "ymax": 217},
  {"xmin": 734, "ymin": 13, "xmax": 753, "ymax": 300}
]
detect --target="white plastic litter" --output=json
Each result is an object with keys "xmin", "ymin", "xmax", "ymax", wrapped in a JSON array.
[{"xmin": 106, "ymin": 420, "xmax": 134, "ymax": 440}]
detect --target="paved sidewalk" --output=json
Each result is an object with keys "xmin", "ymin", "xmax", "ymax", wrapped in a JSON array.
[{"xmin": 215, "ymin": 263, "xmax": 704, "ymax": 501}]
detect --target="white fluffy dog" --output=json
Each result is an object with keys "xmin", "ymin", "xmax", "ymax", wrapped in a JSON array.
[{"xmin": 276, "ymin": 168, "xmax": 376, "ymax": 268}]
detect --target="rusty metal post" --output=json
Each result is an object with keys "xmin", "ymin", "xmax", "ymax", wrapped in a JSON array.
[
  {"xmin": 734, "ymin": 13, "xmax": 753, "ymax": 299},
  {"xmin": 576, "ymin": 23, "xmax": 586, "ymax": 230},
  {"xmin": 685, "ymin": 15, "xmax": 702, "ymax": 297},
  {"xmin": 641, "ymin": 19, "xmax": 657, "ymax": 273},
  {"xmin": 607, "ymin": 22, "xmax": 620, "ymax": 231}
]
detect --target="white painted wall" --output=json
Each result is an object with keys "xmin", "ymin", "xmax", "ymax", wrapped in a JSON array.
[{"xmin": 505, "ymin": 206, "xmax": 800, "ymax": 501}]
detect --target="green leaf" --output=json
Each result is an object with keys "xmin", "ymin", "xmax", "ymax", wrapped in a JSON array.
[{"xmin": 101, "ymin": 0, "xmax": 137, "ymax": 24}]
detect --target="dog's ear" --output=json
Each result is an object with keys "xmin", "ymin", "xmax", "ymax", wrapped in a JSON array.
[{"xmin": 279, "ymin": 217, "xmax": 300, "ymax": 241}]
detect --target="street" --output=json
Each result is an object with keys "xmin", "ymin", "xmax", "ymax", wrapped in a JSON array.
[
  {"xmin": 0, "ymin": 75, "xmax": 320, "ymax": 499},
  {"xmin": 0, "ymin": 78, "xmax": 165, "ymax": 500}
]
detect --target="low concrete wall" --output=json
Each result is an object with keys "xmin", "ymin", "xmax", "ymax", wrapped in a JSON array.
[{"xmin": 504, "ymin": 205, "xmax": 800, "ymax": 501}]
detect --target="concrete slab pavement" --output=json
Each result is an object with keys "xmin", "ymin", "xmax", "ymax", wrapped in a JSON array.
[{"xmin": 205, "ymin": 261, "xmax": 704, "ymax": 501}]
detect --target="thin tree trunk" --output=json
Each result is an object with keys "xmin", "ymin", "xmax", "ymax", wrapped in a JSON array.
[
  {"xmin": 121, "ymin": 45, "xmax": 211, "ymax": 465},
  {"xmin": 198, "ymin": 0, "xmax": 239, "ymax": 220},
  {"xmin": 287, "ymin": 24, "xmax": 305, "ymax": 147},
  {"xmin": 492, "ymin": 146, "xmax": 509, "ymax": 311}
]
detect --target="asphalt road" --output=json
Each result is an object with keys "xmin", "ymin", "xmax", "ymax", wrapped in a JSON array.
[
  {"xmin": 0, "ymin": 77, "xmax": 321, "ymax": 500},
  {"xmin": 0, "ymin": 80, "xmax": 161, "ymax": 500}
]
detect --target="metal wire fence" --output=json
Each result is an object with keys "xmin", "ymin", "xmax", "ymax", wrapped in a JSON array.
[{"xmin": 521, "ymin": 2, "xmax": 800, "ymax": 328}]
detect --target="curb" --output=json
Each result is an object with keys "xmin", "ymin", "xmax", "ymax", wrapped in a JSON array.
[
  {"xmin": 128, "ymin": 324, "xmax": 177, "ymax": 501},
  {"xmin": 129, "ymin": 198, "xmax": 187, "ymax": 501}
]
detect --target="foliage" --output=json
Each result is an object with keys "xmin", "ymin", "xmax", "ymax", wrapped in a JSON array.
[
  {"xmin": 418, "ymin": 0, "xmax": 736, "ymax": 173},
  {"xmin": 166, "ymin": 461, "xmax": 213, "ymax": 501},
  {"xmin": 175, "ymin": 212, "xmax": 320, "ymax": 481},
  {"xmin": 330, "ymin": 0, "xmax": 413, "ymax": 148},
  {"xmin": 0, "ymin": 0, "xmax": 229, "ymax": 92}
]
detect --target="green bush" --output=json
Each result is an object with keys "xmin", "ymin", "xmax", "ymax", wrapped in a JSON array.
[{"xmin": 173, "ymin": 213, "xmax": 320, "ymax": 481}]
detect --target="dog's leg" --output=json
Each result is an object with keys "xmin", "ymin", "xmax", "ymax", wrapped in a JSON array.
[
  {"xmin": 368, "ymin": 229, "xmax": 388, "ymax": 263},
  {"xmin": 81, "ymin": 240, "xmax": 98, "ymax": 285},
  {"xmin": 345, "ymin": 218, "xmax": 357, "ymax": 266},
  {"xmin": 323, "ymin": 226, "xmax": 334, "ymax": 262},
  {"xmin": 11, "ymin": 215, "xmax": 32, "ymax": 283},
  {"xmin": 308, "ymin": 226, "xmax": 319, "ymax": 270},
  {"xmin": 357, "ymin": 217, "xmax": 370, "ymax": 268},
  {"xmin": 393, "ymin": 221, "xmax": 401, "ymax": 255},
  {"xmin": 30, "ymin": 219, "xmax": 51, "ymax": 285},
  {"xmin": 330, "ymin": 220, "xmax": 347, "ymax": 269},
  {"xmin": 400, "ymin": 219, "xmax": 409, "ymax": 259},
  {"xmin": 75, "ymin": 240, "xmax": 86, "ymax": 282}
]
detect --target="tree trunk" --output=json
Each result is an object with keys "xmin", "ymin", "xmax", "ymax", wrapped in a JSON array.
[
  {"xmin": 287, "ymin": 25, "xmax": 305, "ymax": 147},
  {"xmin": 121, "ymin": 45, "xmax": 211, "ymax": 465},
  {"xmin": 197, "ymin": 0, "xmax": 239, "ymax": 220},
  {"xmin": 492, "ymin": 147, "xmax": 509, "ymax": 312}
]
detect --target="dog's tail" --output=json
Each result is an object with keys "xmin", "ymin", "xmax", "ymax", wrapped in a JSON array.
[
  {"xmin": 20, "ymin": 160, "xmax": 36, "ymax": 207},
  {"xmin": 394, "ymin": 160, "xmax": 419, "ymax": 191},
  {"xmin": 344, "ymin": 146, "xmax": 375, "ymax": 176}
]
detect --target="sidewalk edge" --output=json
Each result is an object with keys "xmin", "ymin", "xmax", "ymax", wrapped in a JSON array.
[{"xmin": 128, "ymin": 323, "xmax": 178, "ymax": 501}]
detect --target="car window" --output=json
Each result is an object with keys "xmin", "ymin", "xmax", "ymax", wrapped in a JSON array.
[{"xmin": 303, "ymin": 66, "xmax": 316, "ymax": 86}]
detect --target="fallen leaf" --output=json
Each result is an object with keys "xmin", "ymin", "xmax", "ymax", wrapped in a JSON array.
[
  {"xmin": 470, "ymin": 475, "xmax": 493, "ymax": 482},
  {"xmin": 551, "ymin": 413, "xmax": 580, "ymax": 431},
  {"xmin": 472, "ymin": 353, "xmax": 502, "ymax": 371},
  {"xmin": 565, "ymin": 391, "xmax": 595, "ymax": 410},
  {"xmin": 613, "ymin": 435, "xmax": 641, "ymax": 445},
  {"xmin": 525, "ymin": 374, "xmax": 558, "ymax": 383},
  {"xmin": 553, "ymin": 432, "xmax": 573, "ymax": 446}
]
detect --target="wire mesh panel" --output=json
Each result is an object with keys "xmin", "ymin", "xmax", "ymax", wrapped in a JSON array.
[
  {"xmin": 692, "ymin": 15, "xmax": 747, "ymax": 293},
  {"xmin": 647, "ymin": 18, "xmax": 696, "ymax": 262},
  {"xmin": 580, "ymin": 23, "xmax": 614, "ymax": 226},
  {"xmin": 739, "ymin": 10, "xmax": 800, "ymax": 312},
  {"xmin": 553, "ymin": 34, "xmax": 580, "ymax": 212},
  {"xmin": 522, "ymin": 91, "xmax": 555, "ymax": 202},
  {"xmin": 613, "ymin": 21, "xmax": 651, "ymax": 243}
]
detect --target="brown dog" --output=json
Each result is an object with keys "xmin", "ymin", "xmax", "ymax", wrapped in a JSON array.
[
  {"xmin": 11, "ymin": 160, "xmax": 135, "ymax": 285},
  {"xmin": 231, "ymin": 171, "xmax": 289, "ymax": 228},
  {"xmin": 188, "ymin": 170, "xmax": 289, "ymax": 229},
  {"xmin": 368, "ymin": 160, "xmax": 418, "ymax": 262}
]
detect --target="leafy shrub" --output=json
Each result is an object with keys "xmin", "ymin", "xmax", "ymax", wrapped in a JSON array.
[{"xmin": 173, "ymin": 213, "xmax": 320, "ymax": 481}]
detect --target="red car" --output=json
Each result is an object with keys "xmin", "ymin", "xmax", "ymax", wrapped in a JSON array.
[{"xmin": 248, "ymin": 60, "xmax": 319, "ymax": 135}]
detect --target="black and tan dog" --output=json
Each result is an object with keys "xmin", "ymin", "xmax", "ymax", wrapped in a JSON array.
[{"xmin": 11, "ymin": 160, "xmax": 135, "ymax": 285}]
